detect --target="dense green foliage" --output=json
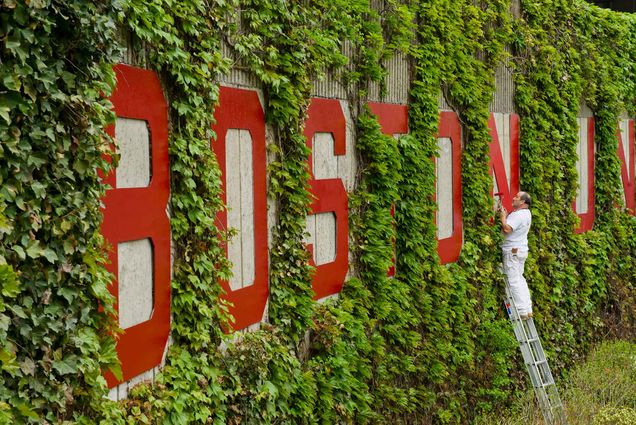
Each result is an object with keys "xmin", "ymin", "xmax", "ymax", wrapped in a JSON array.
[
  {"xmin": 514, "ymin": 0, "xmax": 636, "ymax": 372},
  {"xmin": 0, "ymin": 1, "xmax": 121, "ymax": 422},
  {"xmin": 1, "ymin": 0, "xmax": 635, "ymax": 423}
]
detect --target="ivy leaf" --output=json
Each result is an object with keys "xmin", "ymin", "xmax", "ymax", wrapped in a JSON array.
[
  {"xmin": 60, "ymin": 220, "xmax": 72, "ymax": 233},
  {"xmin": 263, "ymin": 380, "xmax": 278, "ymax": 397},
  {"xmin": 42, "ymin": 248, "xmax": 58, "ymax": 264},
  {"xmin": 73, "ymin": 159, "xmax": 89, "ymax": 173},
  {"xmin": 9, "ymin": 305, "xmax": 26, "ymax": 319},
  {"xmin": 30, "ymin": 0, "xmax": 47, "ymax": 9},
  {"xmin": 2, "ymin": 74, "xmax": 21, "ymax": 92},
  {"xmin": 12, "ymin": 245, "xmax": 25, "ymax": 260},
  {"xmin": 63, "ymin": 239, "xmax": 75, "ymax": 254},
  {"xmin": 25, "ymin": 241, "xmax": 44, "ymax": 259},
  {"xmin": 0, "ymin": 315, "xmax": 9, "ymax": 333},
  {"xmin": 20, "ymin": 357, "xmax": 35, "ymax": 376},
  {"xmin": 0, "ymin": 347, "xmax": 18, "ymax": 374},
  {"xmin": 56, "ymin": 288, "xmax": 75, "ymax": 306},
  {"xmin": 0, "ymin": 265, "xmax": 21, "ymax": 298},
  {"xmin": 106, "ymin": 361, "xmax": 123, "ymax": 382},
  {"xmin": 0, "ymin": 106, "xmax": 9, "ymax": 124},
  {"xmin": 52, "ymin": 356, "xmax": 78, "ymax": 375},
  {"xmin": 15, "ymin": 403, "xmax": 39, "ymax": 420},
  {"xmin": 0, "ymin": 211, "xmax": 12, "ymax": 235},
  {"xmin": 15, "ymin": 197, "xmax": 26, "ymax": 211},
  {"xmin": 31, "ymin": 182, "xmax": 46, "ymax": 199}
]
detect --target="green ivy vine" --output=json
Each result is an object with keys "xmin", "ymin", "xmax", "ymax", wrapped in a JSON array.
[
  {"xmin": 512, "ymin": 0, "xmax": 636, "ymax": 373},
  {"xmin": 0, "ymin": 1, "xmax": 122, "ymax": 422}
]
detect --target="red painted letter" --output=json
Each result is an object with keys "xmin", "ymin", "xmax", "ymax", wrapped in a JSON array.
[
  {"xmin": 212, "ymin": 87, "xmax": 269, "ymax": 330},
  {"xmin": 436, "ymin": 111, "xmax": 463, "ymax": 264},
  {"xmin": 103, "ymin": 64, "xmax": 171, "ymax": 386},
  {"xmin": 368, "ymin": 102, "xmax": 408, "ymax": 136},
  {"xmin": 489, "ymin": 113, "xmax": 520, "ymax": 211},
  {"xmin": 368, "ymin": 102, "xmax": 408, "ymax": 276},
  {"xmin": 617, "ymin": 118, "xmax": 635, "ymax": 214},
  {"xmin": 305, "ymin": 98, "xmax": 349, "ymax": 299}
]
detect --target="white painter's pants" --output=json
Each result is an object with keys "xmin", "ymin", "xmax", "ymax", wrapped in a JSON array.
[{"xmin": 502, "ymin": 250, "xmax": 533, "ymax": 316}]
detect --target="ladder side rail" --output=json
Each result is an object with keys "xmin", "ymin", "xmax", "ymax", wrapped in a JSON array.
[
  {"xmin": 502, "ymin": 274, "xmax": 568, "ymax": 425},
  {"xmin": 504, "ymin": 285, "xmax": 553, "ymax": 388},
  {"xmin": 506, "ymin": 293, "xmax": 549, "ymax": 381}
]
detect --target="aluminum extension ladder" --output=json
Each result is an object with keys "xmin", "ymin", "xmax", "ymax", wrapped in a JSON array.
[{"xmin": 502, "ymin": 282, "xmax": 568, "ymax": 425}]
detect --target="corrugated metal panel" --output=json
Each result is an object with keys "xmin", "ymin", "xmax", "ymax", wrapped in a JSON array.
[
  {"xmin": 218, "ymin": 40, "xmax": 261, "ymax": 89},
  {"xmin": 367, "ymin": 0, "xmax": 410, "ymax": 104},
  {"xmin": 216, "ymin": 8, "xmax": 260, "ymax": 89},
  {"xmin": 578, "ymin": 101, "xmax": 594, "ymax": 118},
  {"xmin": 490, "ymin": 59, "xmax": 515, "ymax": 113},
  {"xmin": 491, "ymin": 0, "xmax": 519, "ymax": 112},
  {"xmin": 311, "ymin": 41, "xmax": 351, "ymax": 99},
  {"xmin": 119, "ymin": 28, "xmax": 149, "ymax": 68},
  {"xmin": 313, "ymin": 0, "xmax": 411, "ymax": 104},
  {"xmin": 311, "ymin": 72, "xmax": 349, "ymax": 99},
  {"xmin": 370, "ymin": 0, "xmax": 383, "ymax": 11},
  {"xmin": 511, "ymin": 0, "xmax": 521, "ymax": 18},
  {"xmin": 438, "ymin": 89, "xmax": 452, "ymax": 111},
  {"xmin": 218, "ymin": 0, "xmax": 412, "ymax": 103},
  {"xmin": 368, "ymin": 53, "xmax": 411, "ymax": 105}
]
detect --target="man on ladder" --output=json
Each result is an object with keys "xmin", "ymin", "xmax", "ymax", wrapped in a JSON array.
[
  {"xmin": 498, "ymin": 191, "xmax": 568, "ymax": 425},
  {"xmin": 499, "ymin": 191, "xmax": 534, "ymax": 320}
]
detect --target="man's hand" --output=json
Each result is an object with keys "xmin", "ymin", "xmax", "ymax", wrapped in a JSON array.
[{"xmin": 499, "ymin": 204, "xmax": 512, "ymax": 233}]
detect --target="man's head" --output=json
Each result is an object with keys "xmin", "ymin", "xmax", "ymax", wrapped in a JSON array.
[{"xmin": 512, "ymin": 191, "xmax": 531, "ymax": 209}]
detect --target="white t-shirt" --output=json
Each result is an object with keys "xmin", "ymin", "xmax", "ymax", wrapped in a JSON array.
[{"xmin": 502, "ymin": 208, "xmax": 532, "ymax": 251}]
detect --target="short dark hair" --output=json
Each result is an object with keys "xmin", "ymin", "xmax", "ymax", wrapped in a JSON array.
[{"xmin": 520, "ymin": 191, "xmax": 531, "ymax": 207}]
